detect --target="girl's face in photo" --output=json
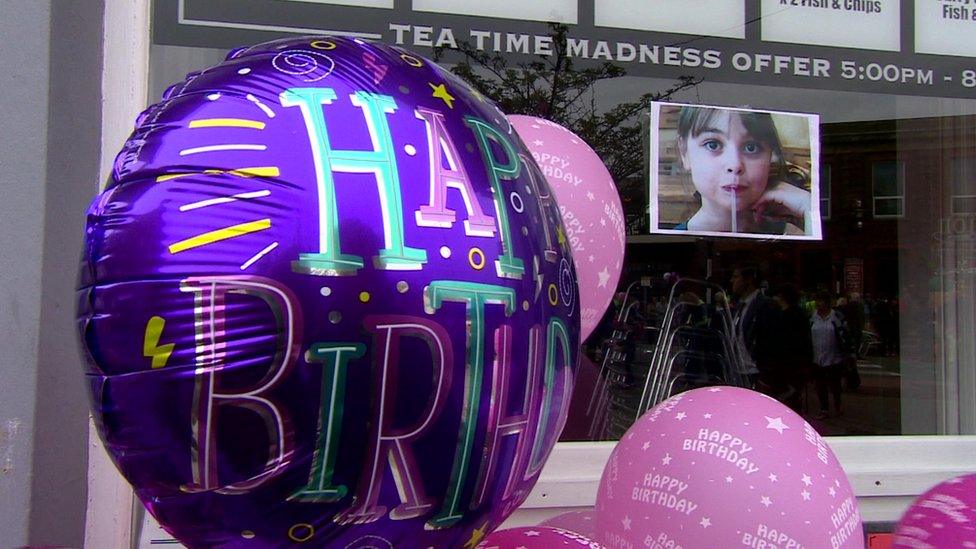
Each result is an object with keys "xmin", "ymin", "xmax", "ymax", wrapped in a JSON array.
[{"xmin": 679, "ymin": 111, "xmax": 773, "ymax": 213}]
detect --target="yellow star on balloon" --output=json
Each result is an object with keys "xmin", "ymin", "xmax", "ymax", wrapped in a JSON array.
[
  {"xmin": 463, "ymin": 522, "xmax": 489, "ymax": 549},
  {"xmin": 429, "ymin": 82, "xmax": 456, "ymax": 109},
  {"xmin": 556, "ymin": 225, "xmax": 568, "ymax": 248}
]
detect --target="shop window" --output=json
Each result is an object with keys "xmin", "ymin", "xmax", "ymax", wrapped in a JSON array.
[
  {"xmin": 820, "ymin": 164, "xmax": 831, "ymax": 220},
  {"xmin": 950, "ymin": 157, "xmax": 976, "ymax": 215},
  {"xmin": 872, "ymin": 161, "xmax": 905, "ymax": 218},
  {"xmin": 143, "ymin": 0, "xmax": 976, "ymax": 461}
]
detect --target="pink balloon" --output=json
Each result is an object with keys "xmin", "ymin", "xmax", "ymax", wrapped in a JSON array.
[
  {"xmin": 479, "ymin": 526, "xmax": 603, "ymax": 548},
  {"xmin": 596, "ymin": 387, "xmax": 864, "ymax": 549},
  {"xmin": 539, "ymin": 509, "xmax": 599, "ymax": 540},
  {"xmin": 893, "ymin": 473, "xmax": 976, "ymax": 547},
  {"xmin": 508, "ymin": 115, "xmax": 625, "ymax": 342}
]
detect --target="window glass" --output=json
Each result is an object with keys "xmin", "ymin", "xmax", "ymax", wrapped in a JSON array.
[
  {"xmin": 951, "ymin": 157, "xmax": 976, "ymax": 215},
  {"xmin": 820, "ymin": 165, "xmax": 831, "ymax": 220},
  {"xmin": 147, "ymin": 4, "xmax": 976, "ymax": 444},
  {"xmin": 872, "ymin": 161, "xmax": 905, "ymax": 218},
  {"xmin": 563, "ymin": 82, "xmax": 976, "ymax": 441}
]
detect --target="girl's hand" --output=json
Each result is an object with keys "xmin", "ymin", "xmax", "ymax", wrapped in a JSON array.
[{"xmin": 752, "ymin": 182, "xmax": 811, "ymax": 227}]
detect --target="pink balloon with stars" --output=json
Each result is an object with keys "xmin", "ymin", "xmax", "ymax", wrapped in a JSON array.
[
  {"xmin": 508, "ymin": 115, "xmax": 626, "ymax": 343},
  {"xmin": 893, "ymin": 473, "xmax": 976, "ymax": 548},
  {"xmin": 478, "ymin": 525, "xmax": 604, "ymax": 548},
  {"xmin": 595, "ymin": 387, "xmax": 864, "ymax": 549}
]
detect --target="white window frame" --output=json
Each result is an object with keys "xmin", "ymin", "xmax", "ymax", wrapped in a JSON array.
[
  {"xmin": 96, "ymin": 3, "xmax": 976, "ymax": 546},
  {"xmin": 950, "ymin": 156, "xmax": 976, "ymax": 215},
  {"xmin": 86, "ymin": 1, "xmax": 151, "ymax": 547},
  {"xmin": 872, "ymin": 160, "xmax": 905, "ymax": 219}
]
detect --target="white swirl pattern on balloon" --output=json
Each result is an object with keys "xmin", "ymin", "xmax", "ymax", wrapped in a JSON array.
[{"xmin": 272, "ymin": 50, "xmax": 335, "ymax": 82}]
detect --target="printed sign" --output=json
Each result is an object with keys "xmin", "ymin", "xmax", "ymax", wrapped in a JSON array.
[
  {"xmin": 648, "ymin": 102, "xmax": 823, "ymax": 240},
  {"xmin": 413, "ymin": 0, "xmax": 577, "ymax": 23},
  {"xmin": 154, "ymin": 0, "xmax": 976, "ymax": 99},
  {"xmin": 761, "ymin": 0, "xmax": 900, "ymax": 52},
  {"xmin": 844, "ymin": 258, "xmax": 864, "ymax": 295},
  {"xmin": 916, "ymin": 0, "xmax": 976, "ymax": 57},
  {"xmin": 595, "ymin": 0, "xmax": 745, "ymax": 39},
  {"xmin": 283, "ymin": 0, "xmax": 394, "ymax": 8}
]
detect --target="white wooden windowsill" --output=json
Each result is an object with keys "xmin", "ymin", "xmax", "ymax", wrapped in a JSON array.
[{"xmin": 132, "ymin": 436, "xmax": 976, "ymax": 545}]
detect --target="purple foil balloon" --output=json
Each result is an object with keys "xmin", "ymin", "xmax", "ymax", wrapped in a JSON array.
[{"xmin": 77, "ymin": 37, "xmax": 579, "ymax": 548}]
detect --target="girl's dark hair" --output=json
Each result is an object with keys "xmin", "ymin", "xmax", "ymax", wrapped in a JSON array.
[{"xmin": 676, "ymin": 106, "xmax": 786, "ymax": 178}]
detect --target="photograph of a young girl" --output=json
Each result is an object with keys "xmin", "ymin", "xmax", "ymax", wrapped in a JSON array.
[{"xmin": 650, "ymin": 102, "xmax": 822, "ymax": 240}]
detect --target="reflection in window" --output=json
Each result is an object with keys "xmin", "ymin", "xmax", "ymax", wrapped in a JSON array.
[
  {"xmin": 562, "ymin": 113, "xmax": 976, "ymax": 443},
  {"xmin": 820, "ymin": 164, "xmax": 831, "ymax": 220},
  {"xmin": 872, "ymin": 161, "xmax": 904, "ymax": 218},
  {"xmin": 147, "ymin": 39, "xmax": 976, "ymax": 446},
  {"xmin": 950, "ymin": 157, "xmax": 976, "ymax": 215}
]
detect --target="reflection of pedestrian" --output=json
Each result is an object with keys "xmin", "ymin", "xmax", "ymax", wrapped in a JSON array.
[
  {"xmin": 731, "ymin": 266, "xmax": 781, "ymax": 390},
  {"xmin": 773, "ymin": 284, "xmax": 812, "ymax": 412},
  {"xmin": 872, "ymin": 298, "xmax": 898, "ymax": 356},
  {"xmin": 841, "ymin": 293, "xmax": 865, "ymax": 357},
  {"xmin": 810, "ymin": 292, "xmax": 845, "ymax": 419},
  {"xmin": 673, "ymin": 106, "xmax": 811, "ymax": 235}
]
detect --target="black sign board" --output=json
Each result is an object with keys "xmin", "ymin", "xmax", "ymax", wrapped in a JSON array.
[{"xmin": 153, "ymin": 0, "xmax": 976, "ymax": 99}]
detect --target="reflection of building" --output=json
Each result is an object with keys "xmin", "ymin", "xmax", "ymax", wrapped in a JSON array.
[
  {"xmin": 628, "ymin": 115, "xmax": 976, "ymax": 299},
  {"xmin": 624, "ymin": 114, "xmax": 976, "ymax": 437}
]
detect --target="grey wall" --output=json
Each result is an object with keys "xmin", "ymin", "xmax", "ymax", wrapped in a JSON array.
[
  {"xmin": 28, "ymin": 1, "xmax": 104, "ymax": 545},
  {"xmin": 0, "ymin": 1, "xmax": 52, "ymax": 544},
  {"xmin": 0, "ymin": 0, "xmax": 102, "ymax": 545}
]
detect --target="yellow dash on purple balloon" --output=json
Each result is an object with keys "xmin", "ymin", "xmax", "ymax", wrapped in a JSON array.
[
  {"xmin": 156, "ymin": 167, "xmax": 280, "ymax": 182},
  {"xmin": 227, "ymin": 167, "xmax": 279, "ymax": 178},
  {"xmin": 143, "ymin": 316, "xmax": 174, "ymax": 369},
  {"xmin": 189, "ymin": 118, "xmax": 266, "ymax": 130},
  {"xmin": 168, "ymin": 219, "xmax": 271, "ymax": 254}
]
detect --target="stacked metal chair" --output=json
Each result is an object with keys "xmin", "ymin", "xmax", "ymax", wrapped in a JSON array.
[{"xmin": 636, "ymin": 278, "xmax": 750, "ymax": 420}]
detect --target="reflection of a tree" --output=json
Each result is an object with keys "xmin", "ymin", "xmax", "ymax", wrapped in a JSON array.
[{"xmin": 434, "ymin": 23, "xmax": 702, "ymax": 230}]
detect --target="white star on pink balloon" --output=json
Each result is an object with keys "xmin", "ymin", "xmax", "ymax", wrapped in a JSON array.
[{"xmin": 765, "ymin": 416, "xmax": 789, "ymax": 434}]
